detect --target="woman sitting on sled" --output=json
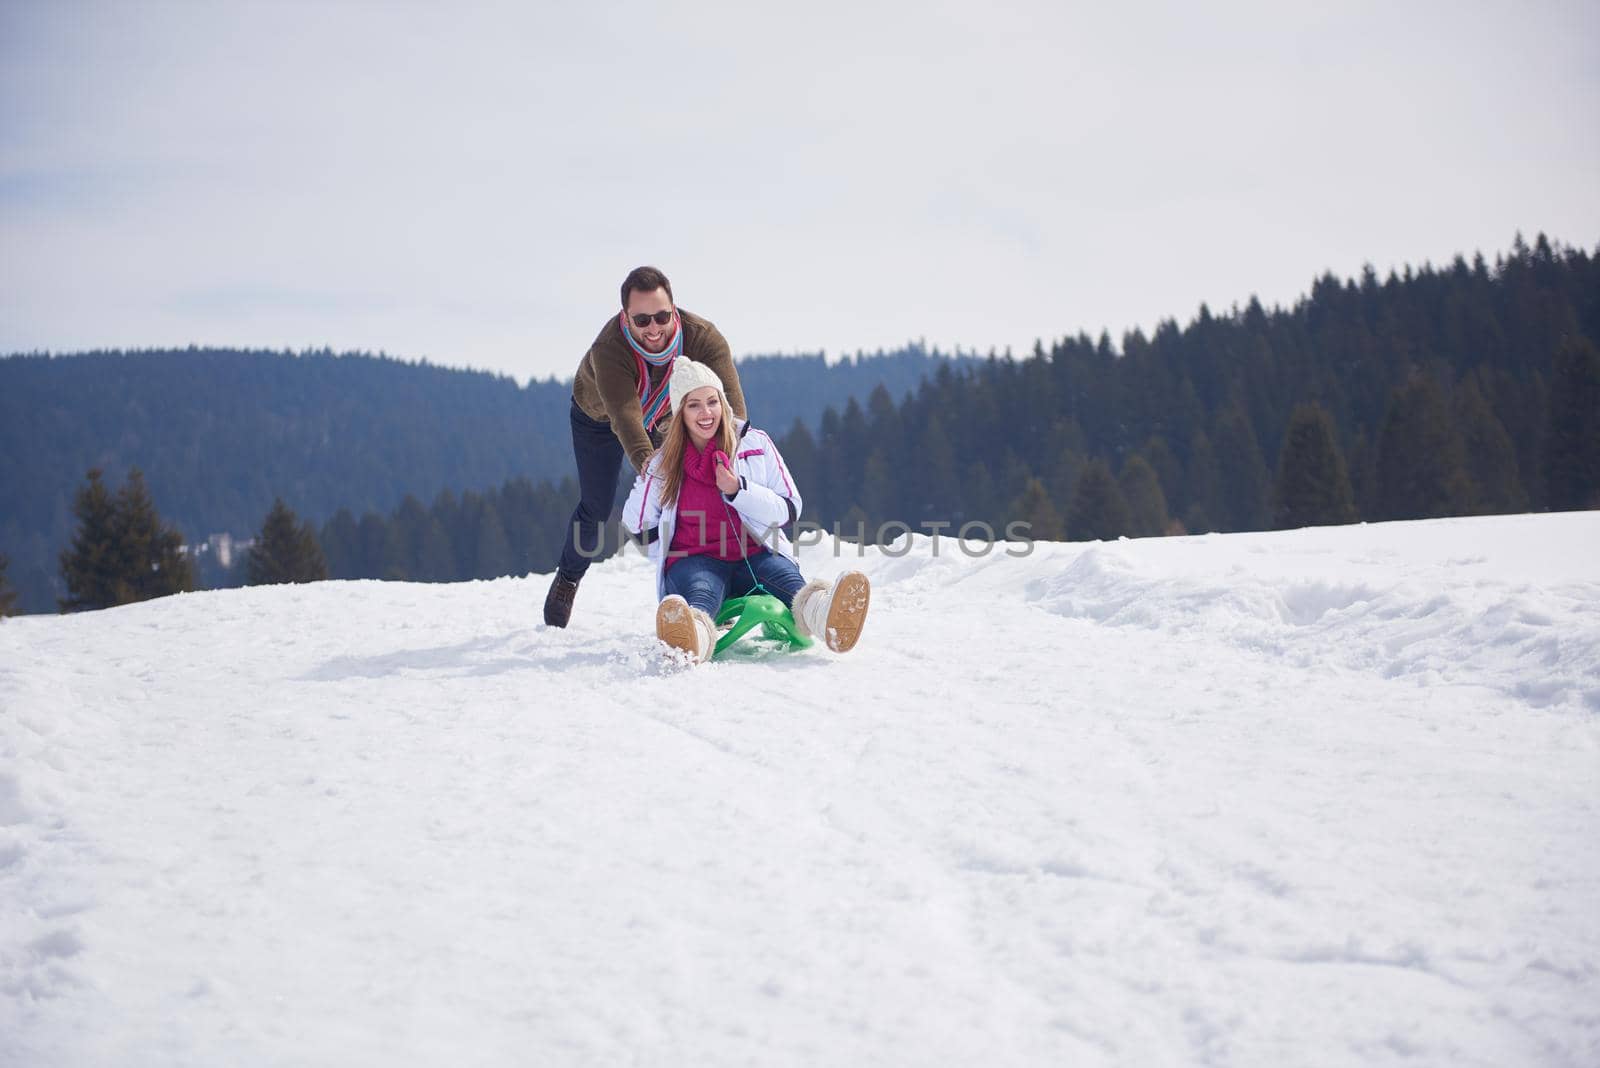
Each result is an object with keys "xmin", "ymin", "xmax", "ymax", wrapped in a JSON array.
[{"xmin": 621, "ymin": 359, "xmax": 870, "ymax": 663}]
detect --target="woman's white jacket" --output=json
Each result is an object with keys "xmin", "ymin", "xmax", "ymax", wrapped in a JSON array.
[{"xmin": 620, "ymin": 420, "xmax": 804, "ymax": 600}]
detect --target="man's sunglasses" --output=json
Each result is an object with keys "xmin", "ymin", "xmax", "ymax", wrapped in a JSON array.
[{"xmin": 631, "ymin": 310, "xmax": 674, "ymax": 328}]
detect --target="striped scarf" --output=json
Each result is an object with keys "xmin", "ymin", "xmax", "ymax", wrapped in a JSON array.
[{"xmin": 619, "ymin": 310, "xmax": 682, "ymax": 431}]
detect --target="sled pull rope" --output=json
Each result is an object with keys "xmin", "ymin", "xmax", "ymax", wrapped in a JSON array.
[{"xmin": 716, "ymin": 451, "xmax": 767, "ymax": 597}]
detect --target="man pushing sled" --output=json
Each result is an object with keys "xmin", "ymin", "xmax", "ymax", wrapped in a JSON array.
[{"xmin": 543, "ymin": 266, "xmax": 869, "ymax": 663}]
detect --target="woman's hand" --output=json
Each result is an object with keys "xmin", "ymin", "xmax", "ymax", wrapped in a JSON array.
[{"xmin": 714, "ymin": 452, "xmax": 740, "ymax": 495}]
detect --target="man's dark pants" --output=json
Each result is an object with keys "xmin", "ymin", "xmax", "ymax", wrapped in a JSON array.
[{"xmin": 557, "ymin": 400, "xmax": 629, "ymax": 580}]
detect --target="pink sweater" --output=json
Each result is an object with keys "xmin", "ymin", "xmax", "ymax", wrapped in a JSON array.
[{"xmin": 667, "ymin": 439, "xmax": 761, "ymax": 568}]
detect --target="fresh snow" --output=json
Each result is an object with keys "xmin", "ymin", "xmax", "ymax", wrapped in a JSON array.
[{"xmin": 2, "ymin": 512, "xmax": 1598, "ymax": 1067}]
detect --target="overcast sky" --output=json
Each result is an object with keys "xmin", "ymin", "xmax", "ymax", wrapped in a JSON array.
[{"xmin": 3, "ymin": 0, "xmax": 1596, "ymax": 383}]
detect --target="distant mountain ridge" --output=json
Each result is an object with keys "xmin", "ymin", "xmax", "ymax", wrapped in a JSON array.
[{"xmin": 0, "ymin": 344, "xmax": 975, "ymax": 612}]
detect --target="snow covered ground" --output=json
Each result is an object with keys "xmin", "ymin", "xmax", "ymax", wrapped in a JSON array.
[{"xmin": 2, "ymin": 512, "xmax": 1597, "ymax": 1067}]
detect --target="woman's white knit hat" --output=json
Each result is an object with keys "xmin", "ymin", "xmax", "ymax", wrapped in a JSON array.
[{"xmin": 668, "ymin": 359, "xmax": 726, "ymax": 418}]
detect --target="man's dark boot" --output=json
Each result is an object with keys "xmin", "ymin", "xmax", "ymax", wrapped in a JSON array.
[{"xmin": 543, "ymin": 570, "xmax": 581, "ymax": 627}]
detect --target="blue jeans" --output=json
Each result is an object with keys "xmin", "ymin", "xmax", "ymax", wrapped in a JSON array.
[
  {"xmin": 663, "ymin": 550, "xmax": 806, "ymax": 617},
  {"xmin": 557, "ymin": 400, "xmax": 632, "ymax": 579}
]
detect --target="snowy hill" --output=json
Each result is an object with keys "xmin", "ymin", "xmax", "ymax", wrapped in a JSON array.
[{"xmin": 3, "ymin": 513, "xmax": 1597, "ymax": 1067}]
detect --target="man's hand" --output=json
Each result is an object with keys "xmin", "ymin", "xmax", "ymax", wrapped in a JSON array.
[{"xmin": 714, "ymin": 452, "xmax": 740, "ymax": 495}]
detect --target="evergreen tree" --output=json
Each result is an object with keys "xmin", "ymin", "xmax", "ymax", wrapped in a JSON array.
[
  {"xmin": 1066, "ymin": 459, "xmax": 1132, "ymax": 541},
  {"xmin": 394, "ymin": 496, "xmax": 431, "ymax": 576},
  {"xmin": 1119, "ymin": 455, "xmax": 1171, "ymax": 537},
  {"xmin": 58, "ymin": 469, "xmax": 121, "ymax": 612},
  {"xmin": 838, "ymin": 503, "xmax": 870, "ymax": 544},
  {"xmin": 247, "ymin": 498, "xmax": 329, "ymax": 585},
  {"xmin": 1454, "ymin": 376, "xmax": 1527, "ymax": 514},
  {"xmin": 813, "ymin": 408, "xmax": 844, "ymax": 520},
  {"xmin": 1212, "ymin": 406, "xmax": 1271, "ymax": 531},
  {"xmin": 1184, "ymin": 431, "xmax": 1221, "ymax": 534},
  {"xmin": 357, "ymin": 512, "xmax": 404, "ymax": 579},
  {"xmin": 59, "ymin": 468, "xmax": 194, "ymax": 612},
  {"xmin": 1271, "ymin": 403, "xmax": 1358, "ymax": 529},
  {"xmin": 996, "ymin": 453, "xmax": 1032, "ymax": 525},
  {"xmin": 1046, "ymin": 445, "xmax": 1085, "ymax": 526},
  {"xmin": 960, "ymin": 460, "xmax": 998, "ymax": 525},
  {"xmin": 859, "ymin": 449, "xmax": 895, "ymax": 531},
  {"xmin": 0, "ymin": 551, "xmax": 17, "ymax": 617},
  {"xmin": 914, "ymin": 413, "xmax": 961, "ymax": 520},
  {"xmin": 1141, "ymin": 436, "xmax": 1184, "ymax": 517},
  {"xmin": 1345, "ymin": 430, "xmax": 1380, "ymax": 519},
  {"xmin": 1375, "ymin": 377, "xmax": 1472, "ymax": 520},
  {"xmin": 430, "ymin": 489, "xmax": 465, "ymax": 577},
  {"xmin": 777, "ymin": 420, "xmax": 820, "ymax": 521},
  {"xmin": 110, "ymin": 469, "xmax": 195, "ymax": 604},
  {"xmin": 866, "ymin": 382, "xmax": 901, "ymax": 453},
  {"xmin": 1545, "ymin": 335, "xmax": 1600, "ymax": 510},
  {"xmin": 837, "ymin": 399, "xmax": 871, "ymax": 493},
  {"xmin": 320, "ymin": 508, "xmax": 361, "ymax": 579},
  {"xmin": 415, "ymin": 514, "xmax": 455, "ymax": 582},
  {"xmin": 448, "ymin": 491, "xmax": 479, "ymax": 581},
  {"xmin": 1009, "ymin": 477, "xmax": 1065, "ymax": 541},
  {"xmin": 473, "ymin": 499, "xmax": 514, "ymax": 578}
]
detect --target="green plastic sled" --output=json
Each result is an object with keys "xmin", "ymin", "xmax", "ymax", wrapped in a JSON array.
[{"xmin": 711, "ymin": 593, "xmax": 812, "ymax": 659}]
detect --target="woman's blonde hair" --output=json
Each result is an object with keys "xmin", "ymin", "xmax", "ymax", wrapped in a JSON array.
[{"xmin": 658, "ymin": 387, "xmax": 738, "ymax": 508}]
